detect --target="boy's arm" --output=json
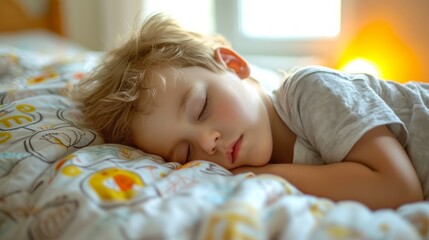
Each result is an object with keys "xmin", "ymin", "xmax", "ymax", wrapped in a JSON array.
[{"xmin": 231, "ymin": 125, "xmax": 423, "ymax": 210}]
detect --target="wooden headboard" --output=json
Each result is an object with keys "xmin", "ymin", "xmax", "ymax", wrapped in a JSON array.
[{"xmin": 0, "ymin": 0, "xmax": 63, "ymax": 35}]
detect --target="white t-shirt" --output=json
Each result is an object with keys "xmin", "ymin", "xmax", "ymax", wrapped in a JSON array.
[{"xmin": 270, "ymin": 66, "xmax": 429, "ymax": 199}]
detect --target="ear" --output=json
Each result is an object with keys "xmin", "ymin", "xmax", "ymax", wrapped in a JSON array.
[{"xmin": 214, "ymin": 47, "xmax": 250, "ymax": 79}]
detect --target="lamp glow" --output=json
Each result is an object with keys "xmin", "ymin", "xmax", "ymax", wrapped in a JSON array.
[
  {"xmin": 336, "ymin": 21, "xmax": 423, "ymax": 83},
  {"xmin": 340, "ymin": 58, "xmax": 381, "ymax": 78}
]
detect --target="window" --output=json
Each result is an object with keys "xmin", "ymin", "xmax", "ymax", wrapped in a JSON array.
[
  {"xmin": 215, "ymin": 0, "xmax": 342, "ymax": 58},
  {"xmin": 239, "ymin": 0, "xmax": 341, "ymax": 39},
  {"xmin": 142, "ymin": 0, "xmax": 342, "ymax": 60}
]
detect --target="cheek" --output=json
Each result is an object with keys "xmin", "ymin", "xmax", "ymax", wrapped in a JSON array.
[
  {"xmin": 213, "ymin": 96, "xmax": 253, "ymax": 124},
  {"xmin": 211, "ymin": 84, "xmax": 262, "ymax": 124},
  {"xmin": 212, "ymin": 102, "xmax": 235, "ymax": 122}
]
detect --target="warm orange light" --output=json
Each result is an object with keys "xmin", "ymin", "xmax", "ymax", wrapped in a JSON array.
[
  {"xmin": 337, "ymin": 21, "xmax": 423, "ymax": 83},
  {"xmin": 340, "ymin": 58, "xmax": 382, "ymax": 78}
]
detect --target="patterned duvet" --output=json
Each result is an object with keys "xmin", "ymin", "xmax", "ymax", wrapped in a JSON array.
[{"xmin": 1, "ymin": 45, "xmax": 429, "ymax": 240}]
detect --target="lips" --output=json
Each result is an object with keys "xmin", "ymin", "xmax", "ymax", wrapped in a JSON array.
[{"xmin": 228, "ymin": 135, "xmax": 243, "ymax": 164}]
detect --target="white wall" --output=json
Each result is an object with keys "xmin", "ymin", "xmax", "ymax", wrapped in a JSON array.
[{"xmin": 62, "ymin": 0, "xmax": 142, "ymax": 51}]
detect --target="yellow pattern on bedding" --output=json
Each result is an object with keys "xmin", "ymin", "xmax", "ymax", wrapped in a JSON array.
[{"xmin": 1, "ymin": 46, "xmax": 429, "ymax": 240}]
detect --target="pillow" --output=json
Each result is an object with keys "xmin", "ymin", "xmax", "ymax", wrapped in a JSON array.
[
  {"xmin": 0, "ymin": 46, "xmax": 103, "ymax": 192},
  {"xmin": 0, "ymin": 94, "xmax": 104, "ymax": 191},
  {"xmin": 0, "ymin": 30, "xmax": 87, "ymax": 57},
  {"xmin": 249, "ymin": 63, "xmax": 284, "ymax": 93}
]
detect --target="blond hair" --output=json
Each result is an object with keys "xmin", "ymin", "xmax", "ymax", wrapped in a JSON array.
[{"xmin": 73, "ymin": 13, "xmax": 229, "ymax": 145}]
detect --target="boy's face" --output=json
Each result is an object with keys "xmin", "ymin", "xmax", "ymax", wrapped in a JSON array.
[{"xmin": 131, "ymin": 65, "xmax": 273, "ymax": 170}]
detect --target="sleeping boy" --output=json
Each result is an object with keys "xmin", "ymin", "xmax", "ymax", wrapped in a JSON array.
[{"xmin": 73, "ymin": 13, "xmax": 429, "ymax": 210}]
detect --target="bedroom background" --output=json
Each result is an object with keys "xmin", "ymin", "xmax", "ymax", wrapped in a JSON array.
[
  {"xmin": 56, "ymin": 0, "xmax": 429, "ymax": 83},
  {"xmin": 0, "ymin": 0, "xmax": 428, "ymax": 82}
]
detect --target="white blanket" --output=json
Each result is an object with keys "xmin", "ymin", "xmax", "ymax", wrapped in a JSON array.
[{"xmin": 1, "ymin": 46, "xmax": 429, "ymax": 240}]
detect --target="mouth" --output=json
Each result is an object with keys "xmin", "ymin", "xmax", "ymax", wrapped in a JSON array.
[{"xmin": 228, "ymin": 135, "xmax": 243, "ymax": 164}]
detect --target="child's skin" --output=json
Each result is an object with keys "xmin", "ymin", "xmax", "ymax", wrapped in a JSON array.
[{"xmin": 131, "ymin": 47, "xmax": 423, "ymax": 210}]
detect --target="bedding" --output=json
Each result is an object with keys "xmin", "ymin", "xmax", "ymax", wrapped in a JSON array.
[{"xmin": 1, "ymin": 41, "xmax": 429, "ymax": 240}]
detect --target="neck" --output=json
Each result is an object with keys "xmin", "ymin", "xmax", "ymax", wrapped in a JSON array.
[
  {"xmin": 246, "ymin": 77, "xmax": 296, "ymax": 164},
  {"xmin": 267, "ymin": 98, "xmax": 296, "ymax": 164}
]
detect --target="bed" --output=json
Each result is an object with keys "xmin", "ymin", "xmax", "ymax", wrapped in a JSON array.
[{"xmin": 1, "ymin": 1, "xmax": 429, "ymax": 239}]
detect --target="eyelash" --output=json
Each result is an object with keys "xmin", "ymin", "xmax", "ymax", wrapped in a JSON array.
[
  {"xmin": 186, "ymin": 95, "xmax": 210, "ymax": 163},
  {"xmin": 198, "ymin": 96, "xmax": 209, "ymax": 121},
  {"xmin": 185, "ymin": 144, "xmax": 191, "ymax": 163}
]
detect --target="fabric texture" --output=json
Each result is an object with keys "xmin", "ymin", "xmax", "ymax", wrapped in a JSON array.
[
  {"xmin": 2, "ymin": 45, "xmax": 429, "ymax": 239},
  {"xmin": 272, "ymin": 66, "xmax": 429, "ymax": 198}
]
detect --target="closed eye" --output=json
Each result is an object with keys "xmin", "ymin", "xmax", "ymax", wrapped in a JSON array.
[
  {"xmin": 198, "ymin": 95, "xmax": 210, "ymax": 121},
  {"xmin": 185, "ymin": 144, "xmax": 191, "ymax": 163}
]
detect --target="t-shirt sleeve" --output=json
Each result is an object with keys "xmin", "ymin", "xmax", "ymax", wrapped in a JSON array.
[{"xmin": 278, "ymin": 66, "xmax": 407, "ymax": 164}]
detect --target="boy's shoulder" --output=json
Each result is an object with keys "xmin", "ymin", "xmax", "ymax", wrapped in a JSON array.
[
  {"xmin": 288, "ymin": 65, "xmax": 343, "ymax": 81},
  {"xmin": 278, "ymin": 65, "xmax": 358, "ymax": 98},
  {"xmin": 283, "ymin": 66, "xmax": 337, "ymax": 88},
  {"xmin": 285, "ymin": 65, "xmax": 357, "ymax": 87}
]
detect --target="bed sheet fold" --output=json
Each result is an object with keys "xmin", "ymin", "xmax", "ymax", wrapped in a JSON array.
[{"xmin": 1, "ymin": 46, "xmax": 429, "ymax": 240}]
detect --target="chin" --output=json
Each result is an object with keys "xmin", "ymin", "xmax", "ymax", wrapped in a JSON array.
[{"xmin": 251, "ymin": 154, "xmax": 271, "ymax": 167}]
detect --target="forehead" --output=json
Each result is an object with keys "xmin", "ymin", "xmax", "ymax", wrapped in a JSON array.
[
  {"xmin": 147, "ymin": 66, "xmax": 183, "ymax": 93},
  {"xmin": 143, "ymin": 65, "xmax": 214, "ymax": 106},
  {"xmin": 132, "ymin": 66, "xmax": 189, "ymax": 157},
  {"xmin": 136, "ymin": 66, "xmax": 184, "ymax": 111}
]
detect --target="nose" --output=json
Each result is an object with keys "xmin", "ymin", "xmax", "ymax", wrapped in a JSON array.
[{"xmin": 198, "ymin": 130, "xmax": 220, "ymax": 155}]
